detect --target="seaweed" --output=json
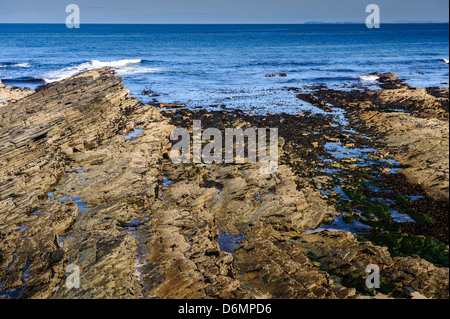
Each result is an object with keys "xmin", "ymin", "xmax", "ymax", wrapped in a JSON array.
[
  {"xmin": 357, "ymin": 234, "xmax": 449, "ymax": 267},
  {"xmin": 342, "ymin": 214, "xmax": 355, "ymax": 225}
]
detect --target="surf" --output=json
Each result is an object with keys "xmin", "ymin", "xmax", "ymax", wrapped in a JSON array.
[{"xmin": 43, "ymin": 59, "xmax": 161, "ymax": 83}]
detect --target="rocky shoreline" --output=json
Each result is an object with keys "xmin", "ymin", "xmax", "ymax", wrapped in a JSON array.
[{"xmin": 0, "ymin": 68, "xmax": 448, "ymax": 299}]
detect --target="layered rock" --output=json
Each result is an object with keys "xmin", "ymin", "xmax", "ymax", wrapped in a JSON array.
[
  {"xmin": 296, "ymin": 85, "xmax": 449, "ymax": 201},
  {"xmin": 296, "ymin": 231, "xmax": 448, "ymax": 299},
  {"xmin": 376, "ymin": 86, "xmax": 449, "ymax": 120},
  {"xmin": 0, "ymin": 79, "xmax": 34, "ymax": 103},
  {"xmin": 353, "ymin": 87, "xmax": 449, "ymax": 201},
  {"xmin": 1, "ymin": 69, "xmax": 448, "ymax": 299},
  {"xmin": 357, "ymin": 111, "xmax": 449, "ymax": 201},
  {"xmin": 0, "ymin": 67, "xmax": 168, "ymax": 298}
]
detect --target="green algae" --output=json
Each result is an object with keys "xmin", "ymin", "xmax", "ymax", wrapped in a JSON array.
[
  {"xmin": 326, "ymin": 179, "xmax": 448, "ymax": 268},
  {"xmin": 341, "ymin": 273, "xmax": 375, "ymax": 296},
  {"xmin": 399, "ymin": 207, "xmax": 433, "ymax": 223},
  {"xmin": 304, "ymin": 242, "xmax": 412, "ymax": 298},
  {"xmin": 344, "ymin": 187, "xmax": 367, "ymax": 204},
  {"xmin": 363, "ymin": 201, "xmax": 392, "ymax": 221},
  {"xmin": 342, "ymin": 214, "xmax": 355, "ymax": 225},
  {"xmin": 357, "ymin": 234, "xmax": 449, "ymax": 267},
  {"xmin": 394, "ymin": 194, "xmax": 410, "ymax": 205}
]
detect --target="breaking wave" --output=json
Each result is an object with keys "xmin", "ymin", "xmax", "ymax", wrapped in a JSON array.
[
  {"xmin": 43, "ymin": 59, "xmax": 163, "ymax": 83},
  {"xmin": 359, "ymin": 75, "xmax": 379, "ymax": 82},
  {"xmin": 0, "ymin": 62, "xmax": 32, "ymax": 68}
]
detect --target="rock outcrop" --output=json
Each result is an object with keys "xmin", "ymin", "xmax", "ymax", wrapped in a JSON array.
[
  {"xmin": 353, "ymin": 86, "xmax": 449, "ymax": 201},
  {"xmin": 0, "ymin": 67, "xmax": 166, "ymax": 298},
  {"xmin": 357, "ymin": 111, "xmax": 449, "ymax": 201},
  {"xmin": 296, "ymin": 85, "xmax": 449, "ymax": 201},
  {"xmin": 0, "ymin": 79, "xmax": 34, "ymax": 103},
  {"xmin": 1, "ymin": 69, "xmax": 448, "ymax": 299}
]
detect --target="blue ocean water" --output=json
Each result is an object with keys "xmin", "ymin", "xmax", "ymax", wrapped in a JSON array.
[{"xmin": 0, "ymin": 24, "xmax": 448, "ymax": 114}]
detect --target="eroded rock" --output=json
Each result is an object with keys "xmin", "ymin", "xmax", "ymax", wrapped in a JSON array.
[{"xmin": 1, "ymin": 69, "xmax": 448, "ymax": 299}]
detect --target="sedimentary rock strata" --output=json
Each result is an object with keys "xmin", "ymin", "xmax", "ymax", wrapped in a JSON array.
[
  {"xmin": 357, "ymin": 111, "xmax": 449, "ymax": 201},
  {"xmin": 296, "ymin": 85, "xmax": 449, "ymax": 201},
  {"xmin": 0, "ymin": 69, "xmax": 448, "ymax": 299},
  {"xmin": 352, "ymin": 87, "xmax": 449, "ymax": 201},
  {"xmin": 0, "ymin": 79, "xmax": 34, "ymax": 104}
]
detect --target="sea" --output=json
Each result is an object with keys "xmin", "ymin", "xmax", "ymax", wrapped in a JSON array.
[{"xmin": 1, "ymin": 23, "xmax": 448, "ymax": 114}]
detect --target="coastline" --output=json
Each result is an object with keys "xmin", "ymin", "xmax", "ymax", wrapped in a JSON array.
[{"xmin": 0, "ymin": 68, "xmax": 448, "ymax": 299}]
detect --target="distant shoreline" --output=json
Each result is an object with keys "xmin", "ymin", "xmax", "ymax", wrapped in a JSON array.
[{"xmin": 1, "ymin": 22, "xmax": 449, "ymax": 25}]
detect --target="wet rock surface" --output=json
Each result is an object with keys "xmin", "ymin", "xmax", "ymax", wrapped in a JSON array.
[
  {"xmin": 295, "ymin": 85, "xmax": 449, "ymax": 201},
  {"xmin": 295, "ymin": 231, "xmax": 448, "ymax": 299},
  {"xmin": 0, "ymin": 79, "xmax": 34, "ymax": 104},
  {"xmin": 356, "ymin": 111, "xmax": 449, "ymax": 201},
  {"xmin": 0, "ymin": 68, "xmax": 448, "ymax": 299}
]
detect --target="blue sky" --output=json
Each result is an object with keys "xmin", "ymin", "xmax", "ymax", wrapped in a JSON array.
[{"xmin": 0, "ymin": 0, "xmax": 448, "ymax": 24}]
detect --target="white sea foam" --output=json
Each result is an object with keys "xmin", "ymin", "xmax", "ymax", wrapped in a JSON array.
[
  {"xmin": 116, "ymin": 66, "xmax": 162, "ymax": 75},
  {"xmin": 43, "ymin": 59, "xmax": 162, "ymax": 83},
  {"xmin": 15, "ymin": 62, "xmax": 32, "ymax": 68},
  {"xmin": 442, "ymin": 58, "xmax": 449, "ymax": 64},
  {"xmin": 359, "ymin": 75, "xmax": 379, "ymax": 82},
  {"xmin": 0, "ymin": 62, "xmax": 31, "ymax": 68},
  {"xmin": 84, "ymin": 59, "xmax": 142, "ymax": 69}
]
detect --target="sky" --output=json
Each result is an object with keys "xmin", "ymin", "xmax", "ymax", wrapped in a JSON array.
[{"xmin": 0, "ymin": 0, "xmax": 448, "ymax": 24}]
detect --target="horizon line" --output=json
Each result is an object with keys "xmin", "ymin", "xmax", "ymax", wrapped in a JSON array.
[{"xmin": 0, "ymin": 21, "xmax": 449, "ymax": 25}]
